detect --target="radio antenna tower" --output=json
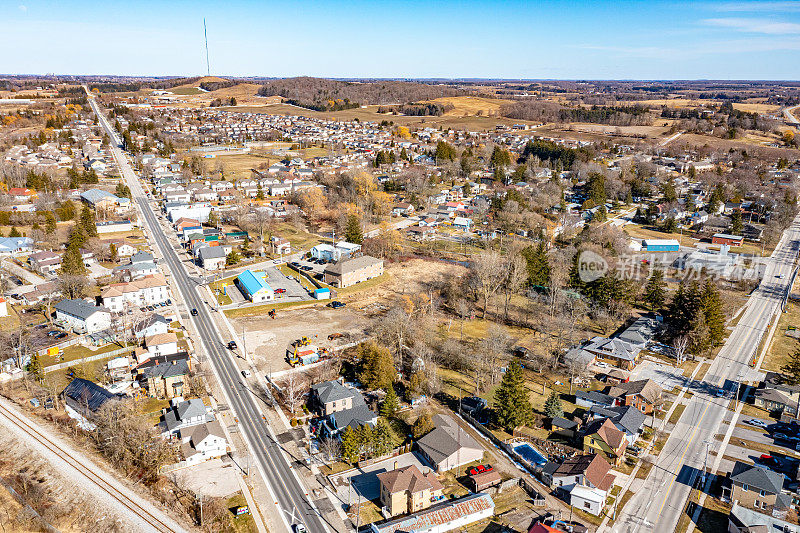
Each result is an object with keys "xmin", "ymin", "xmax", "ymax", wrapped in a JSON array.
[{"xmin": 203, "ymin": 18, "xmax": 210, "ymax": 76}]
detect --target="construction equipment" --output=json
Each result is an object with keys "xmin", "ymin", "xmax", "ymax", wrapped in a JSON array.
[
  {"xmin": 287, "ymin": 344, "xmax": 329, "ymax": 367},
  {"xmin": 268, "ymin": 309, "xmax": 276, "ymax": 319}
]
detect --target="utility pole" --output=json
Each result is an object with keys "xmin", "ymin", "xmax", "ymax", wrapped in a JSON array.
[{"xmin": 702, "ymin": 440, "xmax": 711, "ymax": 486}]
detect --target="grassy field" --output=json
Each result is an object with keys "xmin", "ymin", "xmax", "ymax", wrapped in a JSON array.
[
  {"xmin": 623, "ymin": 223, "xmax": 699, "ymax": 246},
  {"xmin": 170, "ymin": 86, "xmax": 204, "ymax": 96},
  {"xmin": 275, "ymin": 222, "xmax": 322, "ymax": 251},
  {"xmin": 424, "ymin": 95, "xmax": 515, "ymax": 116},
  {"xmin": 762, "ymin": 300, "xmax": 800, "ymax": 372}
]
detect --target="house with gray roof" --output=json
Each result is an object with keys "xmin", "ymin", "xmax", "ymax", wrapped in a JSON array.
[
  {"xmin": 416, "ymin": 414, "xmax": 484, "ymax": 473},
  {"xmin": 310, "ymin": 379, "xmax": 377, "ymax": 437},
  {"xmin": 197, "ymin": 246, "xmax": 227, "ymax": 270},
  {"xmin": 723, "ymin": 461, "xmax": 790, "ymax": 519},
  {"xmin": 616, "ymin": 316, "xmax": 660, "ymax": 347},
  {"xmin": 54, "ymin": 299, "xmax": 111, "ymax": 334},
  {"xmin": 587, "ymin": 405, "xmax": 646, "ymax": 445},
  {"xmin": 138, "ymin": 359, "xmax": 190, "ymax": 399},
  {"xmin": 61, "ymin": 378, "xmax": 119, "ymax": 417},
  {"xmin": 160, "ymin": 397, "xmax": 214, "ymax": 436}
]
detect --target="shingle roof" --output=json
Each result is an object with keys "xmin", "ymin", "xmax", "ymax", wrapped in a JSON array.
[
  {"xmin": 416, "ymin": 414, "xmax": 482, "ymax": 466},
  {"xmin": 377, "ymin": 465, "xmax": 443, "ymax": 495},
  {"xmin": 140, "ymin": 359, "xmax": 189, "ymax": 380},
  {"xmin": 311, "ymin": 380, "xmax": 360, "ymax": 404},
  {"xmin": 55, "ymin": 299, "xmax": 110, "ymax": 320},
  {"xmin": 608, "ymin": 379, "xmax": 663, "ymax": 402},
  {"xmin": 323, "ymin": 255, "xmax": 382, "ymax": 276},
  {"xmin": 731, "ymin": 461, "xmax": 783, "ymax": 494}
]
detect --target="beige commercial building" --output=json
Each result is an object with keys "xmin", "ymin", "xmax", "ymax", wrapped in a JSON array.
[{"xmin": 323, "ymin": 255, "xmax": 384, "ymax": 288}]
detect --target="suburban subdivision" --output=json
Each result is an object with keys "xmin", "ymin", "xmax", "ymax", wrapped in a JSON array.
[{"xmin": 3, "ymin": 4, "xmax": 800, "ymax": 532}]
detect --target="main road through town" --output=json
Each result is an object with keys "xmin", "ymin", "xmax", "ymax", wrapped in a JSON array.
[
  {"xmin": 614, "ymin": 214, "xmax": 800, "ymax": 532},
  {"xmin": 86, "ymin": 91, "xmax": 328, "ymax": 533}
]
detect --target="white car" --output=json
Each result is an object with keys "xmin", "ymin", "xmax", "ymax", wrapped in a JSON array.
[
  {"xmin": 746, "ymin": 418, "xmax": 769, "ymax": 429},
  {"xmin": 241, "ymin": 369, "xmax": 252, "ymax": 378},
  {"xmin": 595, "ymin": 361, "xmax": 609, "ymax": 369}
]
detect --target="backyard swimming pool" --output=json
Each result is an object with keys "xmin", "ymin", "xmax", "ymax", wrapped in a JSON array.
[{"xmin": 513, "ymin": 443, "xmax": 548, "ymax": 466}]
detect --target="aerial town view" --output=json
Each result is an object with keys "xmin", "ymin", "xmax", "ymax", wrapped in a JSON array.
[{"xmin": 2, "ymin": 2, "xmax": 800, "ymax": 533}]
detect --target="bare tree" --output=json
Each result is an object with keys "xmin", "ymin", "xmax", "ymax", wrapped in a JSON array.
[
  {"xmin": 471, "ymin": 250, "xmax": 505, "ymax": 319},
  {"xmin": 319, "ymin": 436, "xmax": 341, "ymax": 463},
  {"xmin": 280, "ymin": 373, "xmax": 307, "ymax": 416},
  {"xmin": 673, "ymin": 335, "xmax": 689, "ymax": 366},
  {"xmin": 500, "ymin": 254, "xmax": 527, "ymax": 321},
  {"xmin": 454, "ymin": 299, "xmax": 471, "ymax": 341}
]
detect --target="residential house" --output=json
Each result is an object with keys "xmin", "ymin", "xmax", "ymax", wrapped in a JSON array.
[
  {"xmin": 392, "ymin": 202, "xmax": 415, "ymax": 217},
  {"xmin": 722, "ymin": 461, "xmax": 790, "ymax": 519},
  {"xmin": 575, "ymin": 390, "xmax": 615, "ymax": 410},
  {"xmin": 310, "ymin": 241, "xmax": 362, "ymax": 262},
  {"xmin": 160, "ymin": 397, "xmax": 215, "ymax": 436},
  {"xmin": 586, "ymin": 405, "xmax": 647, "ymax": 445},
  {"xmin": 234, "ymin": 269, "xmax": 275, "ymax": 302},
  {"xmin": 582, "ymin": 418, "xmax": 626, "ymax": 465},
  {"xmin": 28, "ymin": 251, "xmax": 62, "ymax": 274},
  {"xmin": 581, "ymin": 336, "xmax": 642, "ymax": 370},
  {"xmin": 323, "ymin": 255, "xmax": 384, "ymax": 288},
  {"xmin": 727, "ymin": 501, "xmax": 800, "ymax": 533},
  {"xmin": 134, "ymin": 314, "xmax": 169, "ymax": 340},
  {"xmin": 607, "ymin": 379, "xmax": 663, "ymax": 415},
  {"xmin": 369, "ymin": 493, "xmax": 494, "ymax": 533},
  {"xmin": 197, "ymin": 246, "xmax": 227, "ymax": 271},
  {"xmin": 616, "ymin": 316, "xmax": 660, "ymax": 348},
  {"xmin": 54, "ymin": 299, "xmax": 111, "ymax": 334},
  {"xmin": 406, "ymin": 225, "xmax": 436, "ymax": 241},
  {"xmin": 101, "ymin": 274, "xmax": 170, "ymax": 312},
  {"xmin": 541, "ymin": 454, "xmax": 614, "ymax": 516},
  {"xmin": 138, "ymin": 357, "xmax": 190, "ymax": 399},
  {"xmin": 0, "ymin": 236, "xmax": 33, "ymax": 254},
  {"xmin": 145, "ymin": 332, "xmax": 179, "ymax": 357},
  {"xmin": 309, "ymin": 379, "xmax": 377, "ymax": 437},
  {"xmin": 416, "ymin": 414, "xmax": 484, "ymax": 473},
  {"xmin": 180, "ymin": 421, "xmax": 227, "ymax": 465},
  {"xmin": 61, "ymin": 378, "xmax": 118, "ymax": 417},
  {"xmin": 754, "ymin": 371, "xmax": 800, "ymax": 423},
  {"xmin": 377, "ymin": 464, "xmax": 444, "ymax": 517},
  {"xmin": 270, "ymin": 236, "xmax": 291, "ymax": 255}
]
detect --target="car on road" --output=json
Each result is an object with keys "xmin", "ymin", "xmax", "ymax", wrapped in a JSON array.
[
  {"xmin": 293, "ymin": 525, "xmax": 307, "ymax": 533},
  {"xmin": 776, "ymin": 274, "xmax": 785, "ymax": 279},
  {"xmin": 241, "ymin": 369, "xmax": 251, "ymax": 378},
  {"xmin": 715, "ymin": 388, "xmax": 726, "ymax": 397},
  {"xmin": 191, "ymin": 308, "xmax": 198, "ymax": 316},
  {"xmin": 228, "ymin": 341, "xmax": 238, "ymax": 350},
  {"xmin": 746, "ymin": 418, "xmax": 769, "ymax": 429},
  {"xmin": 275, "ymin": 288, "xmax": 286, "ymax": 294},
  {"xmin": 328, "ymin": 300, "xmax": 346, "ymax": 309}
]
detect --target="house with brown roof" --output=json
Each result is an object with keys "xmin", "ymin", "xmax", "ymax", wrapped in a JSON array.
[
  {"xmin": 607, "ymin": 379, "xmax": 663, "ymax": 415},
  {"xmin": 377, "ymin": 464, "xmax": 444, "ymax": 517},
  {"xmin": 323, "ymin": 255, "xmax": 384, "ymax": 288},
  {"xmin": 541, "ymin": 454, "xmax": 614, "ymax": 516},
  {"xmin": 582, "ymin": 418, "xmax": 626, "ymax": 465}
]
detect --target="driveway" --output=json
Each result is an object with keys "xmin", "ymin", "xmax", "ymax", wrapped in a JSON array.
[
  {"xmin": 629, "ymin": 358, "xmax": 687, "ymax": 391},
  {"xmin": 328, "ymin": 452, "xmax": 431, "ymax": 504}
]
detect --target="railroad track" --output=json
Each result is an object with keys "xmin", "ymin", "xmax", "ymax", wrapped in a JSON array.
[{"xmin": 0, "ymin": 402, "xmax": 184, "ymax": 533}]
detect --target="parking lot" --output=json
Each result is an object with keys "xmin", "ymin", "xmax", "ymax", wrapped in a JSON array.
[
  {"xmin": 221, "ymin": 266, "xmax": 312, "ymax": 307},
  {"xmin": 629, "ymin": 358, "xmax": 688, "ymax": 391}
]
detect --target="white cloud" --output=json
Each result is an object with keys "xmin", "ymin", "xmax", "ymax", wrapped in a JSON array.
[
  {"xmin": 18, "ymin": 4, "xmax": 27, "ymax": 11},
  {"xmin": 703, "ymin": 17, "xmax": 800, "ymax": 33}
]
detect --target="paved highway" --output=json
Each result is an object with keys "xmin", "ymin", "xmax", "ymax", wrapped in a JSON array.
[
  {"xmin": 86, "ymin": 92, "xmax": 328, "ymax": 533},
  {"xmin": 783, "ymin": 104, "xmax": 800, "ymax": 127},
  {"xmin": 614, "ymin": 215, "xmax": 800, "ymax": 533}
]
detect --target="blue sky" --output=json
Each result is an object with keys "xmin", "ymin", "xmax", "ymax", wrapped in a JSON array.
[{"xmin": 3, "ymin": 0, "xmax": 800, "ymax": 79}]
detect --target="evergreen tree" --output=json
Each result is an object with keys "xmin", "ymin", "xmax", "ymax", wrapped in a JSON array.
[
  {"xmin": 60, "ymin": 200, "xmax": 76, "ymax": 221},
  {"xmin": 344, "ymin": 213, "xmax": 363, "ymax": 244},
  {"xmin": 701, "ymin": 280, "xmax": 726, "ymax": 347},
  {"xmin": 494, "ymin": 361, "xmax": 533, "ymax": 430},
  {"xmin": 688, "ymin": 311, "xmax": 710, "ymax": 356},
  {"xmin": 399, "ymin": 147, "xmax": 408, "ymax": 161},
  {"xmin": 568, "ymin": 251, "xmax": 586, "ymax": 292},
  {"xmin": 594, "ymin": 205, "xmax": 608, "ymax": 223},
  {"xmin": 68, "ymin": 224, "xmax": 87, "ymax": 249},
  {"xmin": 256, "ymin": 184, "xmax": 265, "ymax": 200},
  {"xmin": 434, "ymin": 141, "xmax": 456, "ymax": 162},
  {"xmin": 109, "ymin": 243, "xmax": 118, "ymax": 262},
  {"xmin": 61, "ymin": 245, "xmax": 86, "ymax": 276},
  {"xmin": 340, "ymin": 426, "xmax": 360, "ymax": 463},
  {"xmin": 644, "ymin": 269, "xmax": 667, "ymax": 309},
  {"xmin": 373, "ymin": 419, "xmax": 394, "ymax": 457},
  {"xmin": 662, "ymin": 216, "xmax": 678, "ymax": 234},
  {"xmin": 522, "ymin": 242, "xmax": 551, "ymax": 288},
  {"xmin": 8, "ymin": 226, "xmax": 20, "ymax": 238},
  {"xmin": 26, "ymin": 355, "xmax": 43, "ymax": 382},
  {"xmin": 412, "ymin": 411, "xmax": 433, "ymax": 438},
  {"xmin": 380, "ymin": 387, "xmax": 399, "ymax": 418},
  {"xmin": 489, "ymin": 146, "xmax": 511, "ymax": 169},
  {"xmin": 781, "ymin": 347, "xmax": 800, "ymax": 385},
  {"xmin": 731, "ymin": 210, "xmax": 743, "ymax": 234},
  {"xmin": 358, "ymin": 424, "xmax": 374, "ymax": 458},
  {"xmin": 45, "ymin": 211, "xmax": 57, "ymax": 234},
  {"xmin": 357, "ymin": 342, "xmax": 394, "ymax": 390},
  {"xmin": 226, "ymin": 249, "xmax": 241, "ymax": 266},
  {"xmin": 544, "ymin": 391, "xmax": 564, "ymax": 419},
  {"xmin": 586, "ymin": 172, "xmax": 607, "ymax": 206},
  {"xmin": 80, "ymin": 205, "xmax": 97, "ymax": 237}
]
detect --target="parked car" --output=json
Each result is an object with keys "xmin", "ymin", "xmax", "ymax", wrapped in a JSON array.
[
  {"xmin": 627, "ymin": 445, "xmax": 643, "ymax": 457},
  {"xmin": 468, "ymin": 464, "xmax": 493, "ymax": 476},
  {"xmin": 746, "ymin": 418, "xmax": 769, "ymax": 429},
  {"xmin": 290, "ymin": 262, "xmax": 301, "ymax": 268},
  {"xmin": 47, "ymin": 330, "xmax": 59, "ymax": 336},
  {"xmin": 54, "ymin": 332, "xmax": 67, "ymax": 339},
  {"xmin": 300, "ymin": 265, "xmax": 313, "ymax": 271},
  {"xmin": 328, "ymin": 301, "xmax": 346, "ymax": 309},
  {"xmin": 275, "ymin": 288, "xmax": 286, "ymax": 294},
  {"xmin": 595, "ymin": 361, "xmax": 609, "ymax": 369}
]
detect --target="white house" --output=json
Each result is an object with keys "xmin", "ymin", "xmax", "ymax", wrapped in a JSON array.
[
  {"xmin": 54, "ymin": 299, "xmax": 112, "ymax": 334},
  {"xmin": 180, "ymin": 421, "xmax": 227, "ymax": 466},
  {"xmin": 101, "ymin": 274, "xmax": 170, "ymax": 313},
  {"xmin": 310, "ymin": 241, "xmax": 362, "ymax": 262},
  {"xmin": 145, "ymin": 332, "xmax": 179, "ymax": 357},
  {"xmin": 197, "ymin": 246, "xmax": 227, "ymax": 271},
  {"xmin": 134, "ymin": 314, "xmax": 169, "ymax": 340}
]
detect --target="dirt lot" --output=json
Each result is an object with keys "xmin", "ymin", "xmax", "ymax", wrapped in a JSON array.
[{"xmin": 231, "ymin": 258, "xmax": 467, "ymax": 372}]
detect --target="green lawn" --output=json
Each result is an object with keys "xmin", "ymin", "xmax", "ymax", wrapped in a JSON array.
[
  {"xmin": 41, "ymin": 341, "xmax": 126, "ymax": 367},
  {"xmin": 224, "ymin": 493, "xmax": 258, "ymax": 533},
  {"xmin": 762, "ymin": 301, "xmax": 800, "ymax": 373}
]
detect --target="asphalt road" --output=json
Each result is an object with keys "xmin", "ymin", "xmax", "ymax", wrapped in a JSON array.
[
  {"xmin": 86, "ymin": 92, "xmax": 328, "ymax": 533},
  {"xmin": 614, "ymin": 216, "xmax": 800, "ymax": 533}
]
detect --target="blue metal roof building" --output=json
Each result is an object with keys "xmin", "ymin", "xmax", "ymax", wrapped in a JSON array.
[{"xmin": 234, "ymin": 270, "xmax": 275, "ymax": 303}]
